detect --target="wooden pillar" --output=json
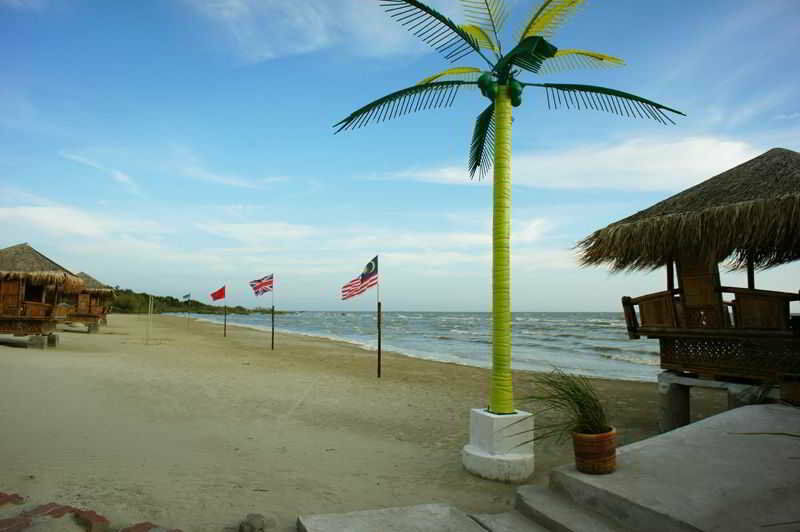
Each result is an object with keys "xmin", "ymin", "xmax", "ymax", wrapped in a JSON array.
[
  {"xmin": 746, "ymin": 256, "xmax": 755, "ymax": 289},
  {"xmin": 658, "ymin": 371, "xmax": 691, "ymax": 432},
  {"xmin": 667, "ymin": 260, "xmax": 675, "ymax": 292}
]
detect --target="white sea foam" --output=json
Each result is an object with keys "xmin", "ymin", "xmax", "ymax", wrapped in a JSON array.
[{"xmin": 175, "ymin": 311, "xmax": 660, "ymax": 382}]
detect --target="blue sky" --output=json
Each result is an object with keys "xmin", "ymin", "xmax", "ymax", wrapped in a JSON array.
[{"xmin": 1, "ymin": 0, "xmax": 798, "ymax": 311}]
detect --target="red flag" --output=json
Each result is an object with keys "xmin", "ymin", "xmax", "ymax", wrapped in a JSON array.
[{"xmin": 210, "ymin": 285, "xmax": 226, "ymax": 301}]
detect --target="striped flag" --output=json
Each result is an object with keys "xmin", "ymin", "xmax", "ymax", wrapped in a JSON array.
[
  {"xmin": 341, "ymin": 256, "xmax": 378, "ymax": 300},
  {"xmin": 249, "ymin": 274, "xmax": 274, "ymax": 296}
]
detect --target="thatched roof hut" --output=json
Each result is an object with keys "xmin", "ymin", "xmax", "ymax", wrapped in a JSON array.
[
  {"xmin": 578, "ymin": 147, "xmax": 800, "ymax": 272},
  {"xmin": 77, "ymin": 272, "xmax": 114, "ymax": 295},
  {"xmin": 0, "ymin": 243, "xmax": 84, "ymax": 293}
]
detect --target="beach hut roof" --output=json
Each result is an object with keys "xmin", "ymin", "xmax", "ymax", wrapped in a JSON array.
[
  {"xmin": 578, "ymin": 147, "xmax": 800, "ymax": 272},
  {"xmin": 77, "ymin": 272, "xmax": 114, "ymax": 294},
  {"xmin": 0, "ymin": 243, "xmax": 84, "ymax": 293}
]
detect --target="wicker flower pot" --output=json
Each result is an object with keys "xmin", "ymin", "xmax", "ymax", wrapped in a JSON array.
[{"xmin": 572, "ymin": 427, "xmax": 617, "ymax": 474}]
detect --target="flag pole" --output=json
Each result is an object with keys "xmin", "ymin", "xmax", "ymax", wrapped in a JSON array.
[
  {"xmin": 271, "ymin": 279, "xmax": 275, "ymax": 351},
  {"xmin": 377, "ymin": 256, "xmax": 381, "ymax": 379},
  {"xmin": 224, "ymin": 283, "xmax": 227, "ymax": 338}
]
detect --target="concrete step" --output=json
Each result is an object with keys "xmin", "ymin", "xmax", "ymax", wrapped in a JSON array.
[
  {"xmin": 470, "ymin": 511, "xmax": 551, "ymax": 532},
  {"xmin": 545, "ymin": 405, "xmax": 800, "ymax": 532},
  {"xmin": 297, "ymin": 503, "xmax": 488, "ymax": 532},
  {"xmin": 515, "ymin": 485, "xmax": 628, "ymax": 532},
  {"xmin": 548, "ymin": 468, "xmax": 698, "ymax": 532}
]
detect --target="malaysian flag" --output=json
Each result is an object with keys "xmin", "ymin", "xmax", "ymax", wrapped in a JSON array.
[
  {"xmin": 249, "ymin": 274, "xmax": 274, "ymax": 296},
  {"xmin": 341, "ymin": 256, "xmax": 378, "ymax": 300}
]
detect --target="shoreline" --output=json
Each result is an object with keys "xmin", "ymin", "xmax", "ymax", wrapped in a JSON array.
[
  {"xmin": 1, "ymin": 314, "xmax": 727, "ymax": 532},
  {"xmin": 186, "ymin": 312, "xmax": 660, "ymax": 384}
]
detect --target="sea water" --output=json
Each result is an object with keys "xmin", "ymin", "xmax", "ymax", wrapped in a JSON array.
[{"xmin": 182, "ymin": 311, "xmax": 660, "ymax": 382}]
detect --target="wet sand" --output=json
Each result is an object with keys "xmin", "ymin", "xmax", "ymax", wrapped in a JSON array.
[{"xmin": 0, "ymin": 314, "xmax": 727, "ymax": 531}]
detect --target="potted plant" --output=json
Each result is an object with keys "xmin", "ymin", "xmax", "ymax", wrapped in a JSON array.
[{"xmin": 521, "ymin": 368, "xmax": 617, "ymax": 474}]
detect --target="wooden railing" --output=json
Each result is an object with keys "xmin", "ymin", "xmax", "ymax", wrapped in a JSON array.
[
  {"xmin": 622, "ymin": 287, "xmax": 800, "ymax": 339},
  {"xmin": 23, "ymin": 301, "xmax": 52, "ymax": 318}
]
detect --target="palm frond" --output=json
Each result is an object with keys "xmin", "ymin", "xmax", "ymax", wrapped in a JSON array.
[
  {"xmin": 539, "ymin": 49, "xmax": 624, "ymax": 74},
  {"xmin": 417, "ymin": 66, "xmax": 484, "ymax": 85},
  {"xmin": 469, "ymin": 103, "xmax": 496, "ymax": 179},
  {"xmin": 494, "ymin": 36, "xmax": 557, "ymax": 76},
  {"xmin": 460, "ymin": 0, "xmax": 509, "ymax": 51},
  {"xmin": 461, "ymin": 24, "xmax": 498, "ymax": 53},
  {"xmin": 334, "ymin": 81, "xmax": 473, "ymax": 133},
  {"xmin": 519, "ymin": 0, "xmax": 585, "ymax": 41},
  {"xmin": 379, "ymin": 0, "xmax": 484, "ymax": 63},
  {"xmin": 526, "ymin": 83, "xmax": 685, "ymax": 125}
]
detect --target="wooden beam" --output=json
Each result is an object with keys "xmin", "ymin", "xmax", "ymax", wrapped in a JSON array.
[
  {"xmin": 747, "ymin": 256, "xmax": 755, "ymax": 289},
  {"xmin": 667, "ymin": 260, "xmax": 675, "ymax": 292}
]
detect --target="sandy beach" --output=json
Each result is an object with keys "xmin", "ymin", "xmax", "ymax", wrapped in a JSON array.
[{"xmin": 0, "ymin": 314, "xmax": 727, "ymax": 531}]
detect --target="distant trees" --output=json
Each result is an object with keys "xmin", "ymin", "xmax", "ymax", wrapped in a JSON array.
[{"xmin": 111, "ymin": 288, "xmax": 275, "ymax": 315}]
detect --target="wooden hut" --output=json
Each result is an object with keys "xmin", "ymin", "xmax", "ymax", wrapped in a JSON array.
[
  {"xmin": 578, "ymin": 147, "xmax": 800, "ymax": 384},
  {"xmin": 67, "ymin": 272, "xmax": 114, "ymax": 333},
  {"xmin": 0, "ymin": 243, "xmax": 83, "ymax": 345}
]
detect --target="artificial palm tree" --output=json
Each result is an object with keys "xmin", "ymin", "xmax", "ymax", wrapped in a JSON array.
[{"xmin": 335, "ymin": 0, "xmax": 683, "ymax": 415}]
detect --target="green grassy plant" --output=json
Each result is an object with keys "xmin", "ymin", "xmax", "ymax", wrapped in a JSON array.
[{"xmin": 520, "ymin": 368, "xmax": 611, "ymax": 443}]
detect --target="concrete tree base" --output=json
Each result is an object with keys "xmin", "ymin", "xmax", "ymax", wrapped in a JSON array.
[
  {"xmin": 462, "ymin": 408, "xmax": 534, "ymax": 483},
  {"xmin": 27, "ymin": 335, "xmax": 47, "ymax": 350}
]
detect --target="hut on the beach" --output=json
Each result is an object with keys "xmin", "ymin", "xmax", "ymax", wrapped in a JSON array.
[
  {"xmin": 67, "ymin": 272, "xmax": 114, "ymax": 333},
  {"xmin": 578, "ymin": 147, "xmax": 800, "ymax": 384},
  {"xmin": 0, "ymin": 243, "xmax": 83, "ymax": 345}
]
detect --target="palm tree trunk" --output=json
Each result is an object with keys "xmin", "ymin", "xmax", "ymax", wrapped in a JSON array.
[{"xmin": 490, "ymin": 85, "xmax": 513, "ymax": 414}]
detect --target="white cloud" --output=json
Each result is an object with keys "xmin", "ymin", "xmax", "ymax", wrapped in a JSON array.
[
  {"xmin": 775, "ymin": 112, "xmax": 800, "ymax": 121},
  {"xmin": 172, "ymin": 146, "xmax": 285, "ymax": 189},
  {"xmin": 197, "ymin": 222, "xmax": 317, "ymax": 242},
  {"xmin": 60, "ymin": 151, "xmax": 144, "ymax": 196},
  {"xmin": 724, "ymin": 86, "xmax": 795, "ymax": 128},
  {"xmin": 0, "ymin": 206, "xmax": 108, "ymax": 238},
  {"xmin": 392, "ymin": 136, "xmax": 762, "ymax": 191},
  {"xmin": 0, "ymin": 205, "xmax": 165, "ymax": 238},
  {"xmin": 0, "ymin": 0, "xmax": 45, "ymax": 9},
  {"xmin": 179, "ymin": 0, "xmax": 461, "ymax": 62},
  {"xmin": 0, "ymin": 185, "xmax": 58, "ymax": 207}
]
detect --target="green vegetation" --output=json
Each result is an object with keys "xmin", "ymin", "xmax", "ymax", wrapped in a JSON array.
[
  {"xmin": 521, "ymin": 368, "xmax": 611, "ymax": 442},
  {"xmin": 111, "ymin": 288, "xmax": 281, "ymax": 315}
]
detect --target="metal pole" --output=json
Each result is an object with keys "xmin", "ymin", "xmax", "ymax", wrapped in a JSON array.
[
  {"xmin": 271, "ymin": 285, "xmax": 275, "ymax": 350},
  {"xmin": 146, "ymin": 295, "xmax": 152, "ymax": 345},
  {"xmin": 224, "ymin": 304, "xmax": 227, "ymax": 337},
  {"xmin": 377, "ymin": 300, "xmax": 382, "ymax": 378}
]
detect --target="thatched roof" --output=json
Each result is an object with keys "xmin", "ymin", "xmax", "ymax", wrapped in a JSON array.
[
  {"xmin": 0, "ymin": 243, "xmax": 84, "ymax": 293},
  {"xmin": 77, "ymin": 272, "xmax": 114, "ymax": 295},
  {"xmin": 578, "ymin": 147, "xmax": 800, "ymax": 271}
]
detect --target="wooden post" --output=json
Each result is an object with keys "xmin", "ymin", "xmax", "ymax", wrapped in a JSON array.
[
  {"xmin": 271, "ymin": 305, "xmax": 275, "ymax": 350},
  {"xmin": 377, "ymin": 300, "xmax": 382, "ymax": 378},
  {"xmin": 667, "ymin": 260, "xmax": 675, "ymax": 292},
  {"xmin": 224, "ymin": 305, "xmax": 227, "ymax": 337}
]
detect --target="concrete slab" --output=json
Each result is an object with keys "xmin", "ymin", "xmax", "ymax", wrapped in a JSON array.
[
  {"xmin": 470, "ymin": 511, "xmax": 550, "ymax": 532},
  {"xmin": 549, "ymin": 405, "xmax": 800, "ymax": 532},
  {"xmin": 296, "ymin": 504, "xmax": 487, "ymax": 532},
  {"xmin": 515, "ymin": 485, "xmax": 626, "ymax": 532}
]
